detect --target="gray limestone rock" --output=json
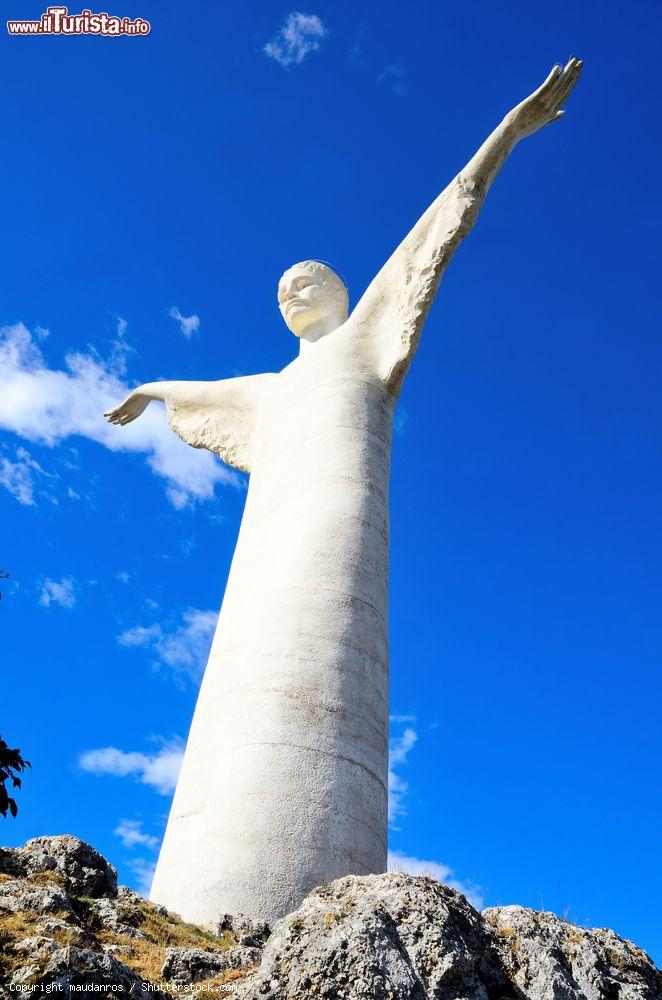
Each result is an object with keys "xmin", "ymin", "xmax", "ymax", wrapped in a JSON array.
[
  {"xmin": 11, "ymin": 935, "xmax": 59, "ymax": 961},
  {"xmin": 85, "ymin": 895, "xmax": 147, "ymax": 937},
  {"xmin": 484, "ymin": 905, "xmax": 662, "ymax": 1000},
  {"xmin": 39, "ymin": 945, "xmax": 166, "ymax": 994},
  {"xmin": 0, "ymin": 835, "xmax": 117, "ymax": 898},
  {"xmin": 217, "ymin": 911, "xmax": 271, "ymax": 946},
  {"xmin": 36, "ymin": 915, "xmax": 89, "ymax": 943},
  {"xmin": 161, "ymin": 943, "xmax": 263, "ymax": 985},
  {"xmin": 0, "ymin": 877, "xmax": 76, "ymax": 917},
  {"xmin": 234, "ymin": 872, "xmax": 661, "ymax": 1000}
]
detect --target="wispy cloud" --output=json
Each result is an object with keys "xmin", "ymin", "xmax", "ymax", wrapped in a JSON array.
[
  {"xmin": 0, "ymin": 447, "xmax": 47, "ymax": 505},
  {"xmin": 348, "ymin": 43, "xmax": 366, "ymax": 69},
  {"xmin": 394, "ymin": 408, "xmax": 408, "ymax": 436},
  {"xmin": 388, "ymin": 723, "xmax": 418, "ymax": 825},
  {"xmin": 118, "ymin": 607, "xmax": 218, "ymax": 683},
  {"xmin": 388, "ymin": 850, "xmax": 485, "ymax": 910},
  {"xmin": 0, "ymin": 322, "xmax": 237, "ymax": 508},
  {"xmin": 128, "ymin": 857, "xmax": 157, "ymax": 897},
  {"xmin": 379, "ymin": 64, "xmax": 408, "ymax": 98},
  {"xmin": 114, "ymin": 818, "xmax": 159, "ymax": 851},
  {"xmin": 109, "ymin": 316, "xmax": 134, "ymax": 375},
  {"xmin": 168, "ymin": 307, "xmax": 200, "ymax": 340},
  {"xmin": 39, "ymin": 576, "xmax": 76, "ymax": 609},
  {"xmin": 79, "ymin": 740, "xmax": 184, "ymax": 795},
  {"xmin": 264, "ymin": 12, "xmax": 328, "ymax": 68}
]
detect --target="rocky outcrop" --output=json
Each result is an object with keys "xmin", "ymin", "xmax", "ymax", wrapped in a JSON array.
[
  {"xmin": 161, "ymin": 944, "xmax": 262, "ymax": 987},
  {"xmin": 0, "ymin": 836, "xmax": 254, "ymax": 997},
  {"xmin": 0, "ymin": 835, "xmax": 117, "ymax": 897},
  {"xmin": 1, "ymin": 836, "xmax": 660, "ymax": 999},
  {"xmin": 234, "ymin": 873, "xmax": 661, "ymax": 1000}
]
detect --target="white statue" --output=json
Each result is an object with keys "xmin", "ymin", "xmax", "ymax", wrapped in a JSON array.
[{"xmin": 106, "ymin": 61, "xmax": 582, "ymax": 926}]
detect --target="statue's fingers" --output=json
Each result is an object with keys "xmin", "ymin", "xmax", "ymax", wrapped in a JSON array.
[
  {"xmin": 543, "ymin": 110, "xmax": 565, "ymax": 128},
  {"xmin": 549, "ymin": 57, "xmax": 577, "ymax": 87},
  {"xmin": 551, "ymin": 59, "xmax": 582, "ymax": 104},
  {"xmin": 556, "ymin": 64, "xmax": 581, "ymax": 107},
  {"xmin": 536, "ymin": 64, "xmax": 562, "ymax": 97}
]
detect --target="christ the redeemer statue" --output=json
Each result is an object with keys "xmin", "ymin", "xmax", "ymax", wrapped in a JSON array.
[{"xmin": 106, "ymin": 61, "xmax": 582, "ymax": 926}]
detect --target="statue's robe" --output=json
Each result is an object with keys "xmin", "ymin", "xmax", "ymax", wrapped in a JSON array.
[{"xmin": 150, "ymin": 174, "xmax": 484, "ymax": 924}]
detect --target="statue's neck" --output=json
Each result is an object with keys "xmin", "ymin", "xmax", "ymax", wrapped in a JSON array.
[{"xmin": 297, "ymin": 314, "xmax": 347, "ymax": 357}]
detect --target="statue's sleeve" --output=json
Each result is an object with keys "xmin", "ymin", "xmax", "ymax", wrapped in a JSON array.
[
  {"xmin": 163, "ymin": 373, "xmax": 272, "ymax": 474},
  {"xmin": 350, "ymin": 175, "xmax": 485, "ymax": 395}
]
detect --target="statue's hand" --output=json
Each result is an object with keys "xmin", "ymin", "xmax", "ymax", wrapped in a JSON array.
[
  {"xmin": 505, "ymin": 58, "xmax": 582, "ymax": 139},
  {"xmin": 104, "ymin": 388, "xmax": 152, "ymax": 426}
]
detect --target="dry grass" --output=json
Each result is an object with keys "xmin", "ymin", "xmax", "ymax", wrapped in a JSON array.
[
  {"xmin": 0, "ymin": 909, "xmax": 41, "ymax": 980},
  {"xmin": 31, "ymin": 871, "xmax": 69, "ymax": 889},
  {"xmin": 138, "ymin": 904, "xmax": 235, "ymax": 951},
  {"xmin": 0, "ymin": 893, "xmax": 244, "ymax": 996},
  {"xmin": 566, "ymin": 931, "xmax": 585, "ymax": 944},
  {"xmin": 96, "ymin": 902, "xmax": 240, "ymax": 995}
]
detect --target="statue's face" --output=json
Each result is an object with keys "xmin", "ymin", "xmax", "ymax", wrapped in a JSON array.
[{"xmin": 278, "ymin": 263, "xmax": 348, "ymax": 339}]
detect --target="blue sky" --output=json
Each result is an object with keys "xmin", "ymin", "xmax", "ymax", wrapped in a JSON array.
[{"xmin": 1, "ymin": 0, "xmax": 660, "ymax": 962}]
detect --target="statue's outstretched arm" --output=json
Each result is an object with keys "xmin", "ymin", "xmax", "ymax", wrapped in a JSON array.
[
  {"xmin": 105, "ymin": 381, "xmax": 176, "ymax": 426},
  {"xmin": 458, "ymin": 58, "xmax": 583, "ymax": 194},
  {"xmin": 105, "ymin": 375, "xmax": 272, "ymax": 473},
  {"xmin": 352, "ymin": 59, "xmax": 583, "ymax": 395}
]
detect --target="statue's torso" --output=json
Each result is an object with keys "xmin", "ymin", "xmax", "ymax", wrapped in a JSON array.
[{"xmin": 152, "ymin": 325, "xmax": 397, "ymax": 924}]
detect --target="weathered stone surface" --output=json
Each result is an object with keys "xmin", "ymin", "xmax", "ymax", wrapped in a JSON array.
[
  {"xmin": 85, "ymin": 895, "xmax": 147, "ymax": 937},
  {"xmin": 161, "ymin": 943, "xmax": 261, "ymax": 985},
  {"xmin": 234, "ymin": 872, "xmax": 661, "ymax": 1000},
  {"xmin": 484, "ymin": 904, "xmax": 662, "ymax": 1000},
  {"xmin": 0, "ymin": 835, "xmax": 117, "ymax": 898},
  {"xmin": 36, "ymin": 915, "xmax": 88, "ymax": 943},
  {"xmin": 11, "ymin": 935, "xmax": 59, "ymax": 961},
  {"xmin": 234, "ymin": 873, "xmax": 489, "ymax": 999},
  {"xmin": 0, "ymin": 835, "xmax": 256, "ymax": 996},
  {"xmin": 0, "ymin": 878, "xmax": 75, "ymax": 917},
  {"xmin": 40, "ymin": 946, "xmax": 164, "ymax": 993},
  {"xmin": 217, "ymin": 911, "xmax": 271, "ymax": 946}
]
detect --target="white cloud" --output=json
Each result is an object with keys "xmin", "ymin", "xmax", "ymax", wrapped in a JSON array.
[
  {"xmin": 379, "ymin": 64, "xmax": 408, "ymax": 98},
  {"xmin": 388, "ymin": 850, "xmax": 485, "ymax": 910},
  {"xmin": 0, "ymin": 447, "xmax": 46, "ymax": 505},
  {"xmin": 128, "ymin": 857, "xmax": 157, "ymax": 897},
  {"xmin": 264, "ymin": 12, "xmax": 328, "ymax": 68},
  {"xmin": 0, "ymin": 322, "xmax": 237, "ymax": 507},
  {"xmin": 78, "ymin": 740, "xmax": 184, "ymax": 795},
  {"xmin": 39, "ymin": 576, "xmax": 76, "ymax": 609},
  {"xmin": 394, "ymin": 408, "xmax": 408, "ymax": 436},
  {"xmin": 388, "ymin": 725, "xmax": 417, "ymax": 824},
  {"xmin": 118, "ymin": 607, "xmax": 218, "ymax": 683},
  {"xmin": 109, "ymin": 316, "xmax": 134, "ymax": 375},
  {"xmin": 168, "ymin": 307, "xmax": 200, "ymax": 340},
  {"xmin": 114, "ymin": 818, "xmax": 159, "ymax": 851}
]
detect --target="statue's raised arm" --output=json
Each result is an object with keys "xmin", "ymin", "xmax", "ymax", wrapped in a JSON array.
[
  {"xmin": 352, "ymin": 58, "xmax": 583, "ymax": 396},
  {"xmin": 105, "ymin": 374, "xmax": 272, "ymax": 473}
]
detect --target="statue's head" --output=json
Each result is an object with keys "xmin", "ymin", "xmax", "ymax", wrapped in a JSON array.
[{"xmin": 278, "ymin": 261, "xmax": 349, "ymax": 340}]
